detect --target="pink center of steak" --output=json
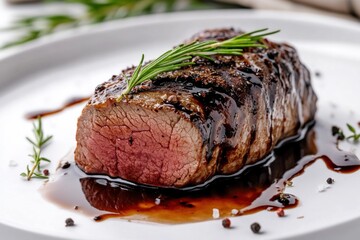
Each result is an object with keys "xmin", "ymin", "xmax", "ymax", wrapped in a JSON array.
[{"xmin": 75, "ymin": 99, "xmax": 207, "ymax": 187}]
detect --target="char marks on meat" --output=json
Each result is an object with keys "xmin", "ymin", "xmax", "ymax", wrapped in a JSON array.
[{"xmin": 75, "ymin": 28, "xmax": 317, "ymax": 187}]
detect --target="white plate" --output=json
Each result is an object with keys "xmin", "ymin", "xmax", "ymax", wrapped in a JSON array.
[{"xmin": 0, "ymin": 10, "xmax": 360, "ymax": 240}]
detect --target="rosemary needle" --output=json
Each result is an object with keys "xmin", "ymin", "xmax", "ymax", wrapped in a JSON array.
[
  {"xmin": 346, "ymin": 123, "xmax": 360, "ymax": 142},
  {"xmin": 117, "ymin": 28, "xmax": 279, "ymax": 101},
  {"xmin": 20, "ymin": 117, "xmax": 52, "ymax": 180}
]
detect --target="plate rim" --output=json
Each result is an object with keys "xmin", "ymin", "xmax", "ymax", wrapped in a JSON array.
[
  {"xmin": 1, "ymin": 9, "xmax": 360, "ymax": 240},
  {"xmin": 1, "ymin": 9, "xmax": 360, "ymax": 61}
]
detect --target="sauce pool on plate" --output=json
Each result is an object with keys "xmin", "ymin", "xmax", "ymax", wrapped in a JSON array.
[{"xmin": 41, "ymin": 122, "xmax": 360, "ymax": 224}]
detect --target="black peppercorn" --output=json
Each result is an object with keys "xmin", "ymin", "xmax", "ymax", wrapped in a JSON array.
[
  {"xmin": 62, "ymin": 162, "xmax": 71, "ymax": 169},
  {"xmin": 250, "ymin": 222, "xmax": 261, "ymax": 233},
  {"xmin": 326, "ymin": 177, "xmax": 334, "ymax": 184},
  {"xmin": 65, "ymin": 218, "xmax": 75, "ymax": 227}
]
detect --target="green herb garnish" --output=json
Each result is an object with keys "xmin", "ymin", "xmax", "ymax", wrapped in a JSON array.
[
  {"xmin": 1, "ymin": 0, "xmax": 228, "ymax": 49},
  {"xmin": 117, "ymin": 28, "xmax": 279, "ymax": 100},
  {"xmin": 332, "ymin": 123, "xmax": 360, "ymax": 143},
  {"xmin": 346, "ymin": 123, "xmax": 360, "ymax": 142},
  {"xmin": 20, "ymin": 117, "xmax": 52, "ymax": 180}
]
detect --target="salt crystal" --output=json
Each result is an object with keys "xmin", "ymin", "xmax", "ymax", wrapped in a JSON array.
[
  {"xmin": 155, "ymin": 198, "xmax": 161, "ymax": 205},
  {"xmin": 231, "ymin": 209, "xmax": 239, "ymax": 215},
  {"xmin": 212, "ymin": 208, "xmax": 220, "ymax": 219},
  {"xmin": 9, "ymin": 160, "xmax": 18, "ymax": 167},
  {"xmin": 317, "ymin": 184, "xmax": 329, "ymax": 192}
]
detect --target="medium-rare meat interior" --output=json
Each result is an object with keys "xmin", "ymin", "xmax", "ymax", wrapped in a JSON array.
[{"xmin": 74, "ymin": 28, "xmax": 317, "ymax": 187}]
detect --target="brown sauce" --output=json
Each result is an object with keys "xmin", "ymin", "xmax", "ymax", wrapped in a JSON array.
[
  {"xmin": 25, "ymin": 96, "xmax": 89, "ymax": 120},
  {"xmin": 41, "ymin": 122, "xmax": 360, "ymax": 224}
]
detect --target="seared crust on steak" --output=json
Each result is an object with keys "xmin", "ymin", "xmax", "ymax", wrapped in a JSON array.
[{"xmin": 75, "ymin": 28, "xmax": 317, "ymax": 187}]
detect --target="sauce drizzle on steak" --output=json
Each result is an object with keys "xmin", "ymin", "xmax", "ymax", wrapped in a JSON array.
[{"xmin": 75, "ymin": 28, "xmax": 317, "ymax": 187}]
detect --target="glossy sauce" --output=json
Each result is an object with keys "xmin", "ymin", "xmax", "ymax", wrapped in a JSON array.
[
  {"xmin": 25, "ymin": 96, "xmax": 89, "ymax": 120},
  {"xmin": 41, "ymin": 123, "xmax": 360, "ymax": 224}
]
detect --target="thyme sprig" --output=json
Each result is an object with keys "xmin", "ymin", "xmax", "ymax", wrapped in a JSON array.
[
  {"xmin": 332, "ymin": 123, "xmax": 360, "ymax": 143},
  {"xmin": 346, "ymin": 123, "xmax": 360, "ymax": 142},
  {"xmin": 117, "ymin": 28, "xmax": 279, "ymax": 100},
  {"xmin": 20, "ymin": 118, "xmax": 53, "ymax": 180}
]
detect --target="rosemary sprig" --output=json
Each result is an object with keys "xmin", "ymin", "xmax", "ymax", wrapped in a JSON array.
[
  {"xmin": 20, "ymin": 118, "xmax": 53, "ymax": 180},
  {"xmin": 1, "ymin": 15, "xmax": 78, "ymax": 49},
  {"xmin": 1, "ymin": 0, "xmax": 229, "ymax": 49},
  {"xmin": 117, "ymin": 28, "xmax": 279, "ymax": 100}
]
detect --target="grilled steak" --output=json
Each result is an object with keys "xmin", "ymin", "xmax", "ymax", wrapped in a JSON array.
[{"xmin": 75, "ymin": 28, "xmax": 317, "ymax": 187}]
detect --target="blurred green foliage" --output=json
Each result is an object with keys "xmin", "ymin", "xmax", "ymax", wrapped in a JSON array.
[{"xmin": 2, "ymin": 0, "xmax": 235, "ymax": 49}]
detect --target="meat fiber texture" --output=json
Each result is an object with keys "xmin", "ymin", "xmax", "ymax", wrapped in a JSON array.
[{"xmin": 75, "ymin": 28, "xmax": 317, "ymax": 188}]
